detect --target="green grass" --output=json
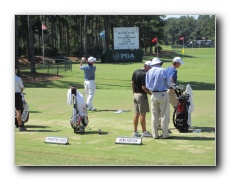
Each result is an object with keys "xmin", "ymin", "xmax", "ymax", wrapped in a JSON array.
[{"xmin": 15, "ymin": 47, "xmax": 216, "ymax": 166}]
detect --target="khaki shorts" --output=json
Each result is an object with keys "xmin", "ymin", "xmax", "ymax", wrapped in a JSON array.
[{"xmin": 133, "ymin": 93, "xmax": 150, "ymax": 114}]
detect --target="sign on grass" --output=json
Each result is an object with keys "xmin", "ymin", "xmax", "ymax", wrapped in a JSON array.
[
  {"xmin": 115, "ymin": 136, "xmax": 142, "ymax": 145},
  {"xmin": 45, "ymin": 136, "xmax": 69, "ymax": 145}
]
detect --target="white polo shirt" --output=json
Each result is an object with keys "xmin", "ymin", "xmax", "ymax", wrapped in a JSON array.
[{"xmin": 15, "ymin": 75, "xmax": 24, "ymax": 93}]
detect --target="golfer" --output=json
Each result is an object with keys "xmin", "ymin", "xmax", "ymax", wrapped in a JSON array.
[
  {"xmin": 131, "ymin": 61, "xmax": 153, "ymax": 138},
  {"xmin": 80, "ymin": 56, "xmax": 97, "ymax": 111},
  {"xmin": 166, "ymin": 57, "xmax": 184, "ymax": 108},
  {"xmin": 15, "ymin": 65, "xmax": 27, "ymax": 132}
]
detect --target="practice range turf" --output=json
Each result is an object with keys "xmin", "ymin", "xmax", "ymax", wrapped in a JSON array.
[{"xmin": 15, "ymin": 47, "xmax": 216, "ymax": 166}]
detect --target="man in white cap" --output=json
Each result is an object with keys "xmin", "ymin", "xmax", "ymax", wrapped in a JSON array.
[
  {"xmin": 131, "ymin": 61, "xmax": 153, "ymax": 138},
  {"xmin": 166, "ymin": 57, "xmax": 184, "ymax": 108},
  {"xmin": 80, "ymin": 56, "xmax": 97, "ymax": 111},
  {"xmin": 146, "ymin": 57, "xmax": 172, "ymax": 139}
]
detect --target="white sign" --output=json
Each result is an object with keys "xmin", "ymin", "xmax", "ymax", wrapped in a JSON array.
[
  {"xmin": 45, "ymin": 136, "xmax": 69, "ymax": 145},
  {"xmin": 113, "ymin": 27, "xmax": 139, "ymax": 50},
  {"xmin": 115, "ymin": 136, "xmax": 142, "ymax": 145}
]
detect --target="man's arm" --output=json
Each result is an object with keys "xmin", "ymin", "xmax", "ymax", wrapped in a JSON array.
[
  {"xmin": 18, "ymin": 78, "xmax": 24, "ymax": 92},
  {"xmin": 80, "ymin": 57, "xmax": 86, "ymax": 67},
  {"xmin": 131, "ymin": 81, "xmax": 135, "ymax": 94},
  {"xmin": 142, "ymin": 86, "xmax": 152, "ymax": 95}
]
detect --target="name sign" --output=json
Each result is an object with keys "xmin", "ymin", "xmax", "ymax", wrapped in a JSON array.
[
  {"xmin": 115, "ymin": 136, "xmax": 142, "ymax": 145},
  {"xmin": 45, "ymin": 136, "xmax": 69, "ymax": 145}
]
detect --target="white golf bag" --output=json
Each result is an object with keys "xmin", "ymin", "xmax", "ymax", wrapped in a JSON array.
[
  {"xmin": 15, "ymin": 92, "xmax": 29, "ymax": 127},
  {"xmin": 67, "ymin": 86, "xmax": 89, "ymax": 133}
]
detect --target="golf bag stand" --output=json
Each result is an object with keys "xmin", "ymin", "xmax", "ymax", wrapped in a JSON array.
[
  {"xmin": 68, "ymin": 86, "xmax": 88, "ymax": 133},
  {"xmin": 15, "ymin": 92, "xmax": 29, "ymax": 127},
  {"xmin": 172, "ymin": 85, "xmax": 190, "ymax": 132}
]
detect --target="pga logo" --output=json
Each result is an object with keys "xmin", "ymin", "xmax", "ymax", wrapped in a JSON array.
[{"xmin": 113, "ymin": 52, "xmax": 135, "ymax": 61}]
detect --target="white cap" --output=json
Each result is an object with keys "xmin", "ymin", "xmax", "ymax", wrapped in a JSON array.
[
  {"xmin": 173, "ymin": 57, "xmax": 184, "ymax": 65},
  {"xmin": 88, "ymin": 56, "xmax": 96, "ymax": 63},
  {"xmin": 151, "ymin": 57, "xmax": 162, "ymax": 65},
  {"xmin": 145, "ymin": 60, "xmax": 153, "ymax": 67}
]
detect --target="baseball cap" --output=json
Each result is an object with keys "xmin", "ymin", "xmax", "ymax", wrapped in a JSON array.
[
  {"xmin": 145, "ymin": 60, "xmax": 153, "ymax": 67},
  {"xmin": 173, "ymin": 57, "xmax": 184, "ymax": 65},
  {"xmin": 88, "ymin": 56, "xmax": 96, "ymax": 63}
]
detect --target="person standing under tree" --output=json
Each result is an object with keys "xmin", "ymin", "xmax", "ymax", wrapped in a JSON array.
[
  {"xmin": 80, "ymin": 56, "xmax": 97, "ymax": 111},
  {"xmin": 131, "ymin": 61, "xmax": 153, "ymax": 138},
  {"xmin": 15, "ymin": 65, "xmax": 27, "ymax": 132}
]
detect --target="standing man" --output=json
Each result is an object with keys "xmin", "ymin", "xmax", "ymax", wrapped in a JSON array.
[
  {"xmin": 15, "ymin": 65, "xmax": 27, "ymax": 132},
  {"xmin": 80, "ymin": 56, "xmax": 97, "ymax": 111},
  {"xmin": 166, "ymin": 57, "xmax": 184, "ymax": 108},
  {"xmin": 131, "ymin": 61, "xmax": 153, "ymax": 138},
  {"xmin": 146, "ymin": 57, "xmax": 171, "ymax": 139}
]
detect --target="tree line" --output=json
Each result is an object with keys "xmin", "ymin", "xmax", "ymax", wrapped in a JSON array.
[{"xmin": 15, "ymin": 15, "xmax": 215, "ymax": 69}]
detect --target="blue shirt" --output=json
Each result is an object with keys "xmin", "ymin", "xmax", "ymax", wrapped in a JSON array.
[
  {"xmin": 166, "ymin": 66, "xmax": 177, "ymax": 84},
  {"xmin": 80, "ymin": 65, "xmax": 96, "ymax": 80},
  {"xmin": 146, "ymin": 66, "xmax": 171, "ymax": 92}
]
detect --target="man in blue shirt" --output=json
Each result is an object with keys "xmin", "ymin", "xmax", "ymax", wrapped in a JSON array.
[
  {"xmin": 146, "ymin": 57, "xmax": 172, "ymax": 139},
  {"xmin": 80, "ymin": 56, "xmax": 97, "ymax": 111},
  {"xmin": 166, "ymin": 57, "xmax": 184, "ymax": 108}
]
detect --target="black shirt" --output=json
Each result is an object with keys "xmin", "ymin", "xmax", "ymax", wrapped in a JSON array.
[{"xmin": 132, "ymin": 69, "xmax": 146, "ymax": 94}]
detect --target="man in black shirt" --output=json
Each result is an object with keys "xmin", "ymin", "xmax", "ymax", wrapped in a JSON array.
[{"xmin": 131, "ymin": 61, "xmax": 153, "ymax": 137}]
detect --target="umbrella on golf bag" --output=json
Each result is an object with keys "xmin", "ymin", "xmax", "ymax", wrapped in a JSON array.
[
  {"xmin": 67, "ymin": 86, "xmax": 88, "ymax": 133},
  {"xmin": 15, "ymin": 92, "xmax": 29, "ymax": 127}
]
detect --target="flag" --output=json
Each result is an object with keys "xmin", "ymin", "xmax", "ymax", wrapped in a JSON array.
[
  {"xmin": 182, "ymin": 48, "xmax": 185, "ymax": 54},
  {"xmin": 180, "ymin": 37, "xmax": 184, "ymax": 40},
  {"xmin": 42, "ymin": 24, "xmax": 47, "ymax": 30},
  {"xmin": 152, "ymin": 37, "xmax": 157, "ymax": 43}
]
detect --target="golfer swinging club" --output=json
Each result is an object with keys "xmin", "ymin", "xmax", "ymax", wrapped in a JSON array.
[{"xmin": 80, "ymin": 56, "xmax": 97, "ymax": 111}]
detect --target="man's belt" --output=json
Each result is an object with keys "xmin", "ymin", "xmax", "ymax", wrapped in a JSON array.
[{"xmin": 152, "ymin": 90, "xmax": 167, "ymax": 92}]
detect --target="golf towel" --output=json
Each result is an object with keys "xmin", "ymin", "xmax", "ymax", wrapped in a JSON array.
[
  {"xmin": 185, "ymin": 84, "xmax": 194, "ymax": 113},
  {"xmin": 185, "ymin": 84, "xmax": 194, "ymax": 127},
  {"xmin": 67, "ymin": 88, "xmax": 88, "ymax": 116}
]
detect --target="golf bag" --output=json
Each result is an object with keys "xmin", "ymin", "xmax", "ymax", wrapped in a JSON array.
[
  {"xmin": 172, "ymin": 85, "xmax": 193, "ymax": 132},
  {"xmin": 67, "ymin": 86, "xmax": 89, "ymax": 133},
  {"xmin": 15, "ymin": 92, "xmax": 29, "ymax": 127}
]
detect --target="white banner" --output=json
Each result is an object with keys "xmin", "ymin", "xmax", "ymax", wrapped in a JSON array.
[{"xmin": 113, "ymin": 27, "xmax": 139, "ymax": 50}]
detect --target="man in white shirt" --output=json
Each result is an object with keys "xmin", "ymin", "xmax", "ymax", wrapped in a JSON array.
[{"xmin": 15, "ymin": 65, "xmax": 27, "ymax": 132}]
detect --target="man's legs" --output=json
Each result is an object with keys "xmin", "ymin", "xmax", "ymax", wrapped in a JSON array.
[
  {"xmin": 151, "ymin": 94, "xmax": 160, "ymax": 138},
  {"xmin": 140, "ymin": 113, "xmax": 146, "ymax": 132},
  {"xmin": 133, "ymin": 93, "xmax": 141, "ymax": 137},
  {"xmin": 16, "ymin": 110, "xmax": 23, "ymax": 127},
  {"xmin": 133, "ymin": 113, "xmax": 140, "ymax": 132},
  {"xmin": 15, "ymin": 93, "xmax": 27, "ymax": 131},
  {"xmin": 159, "ymin": 92, "xmax": 170, "ymax": 138},
  {"xmin": 85, "ymin": 80, "xmax": 96, "ymax": 109}
]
